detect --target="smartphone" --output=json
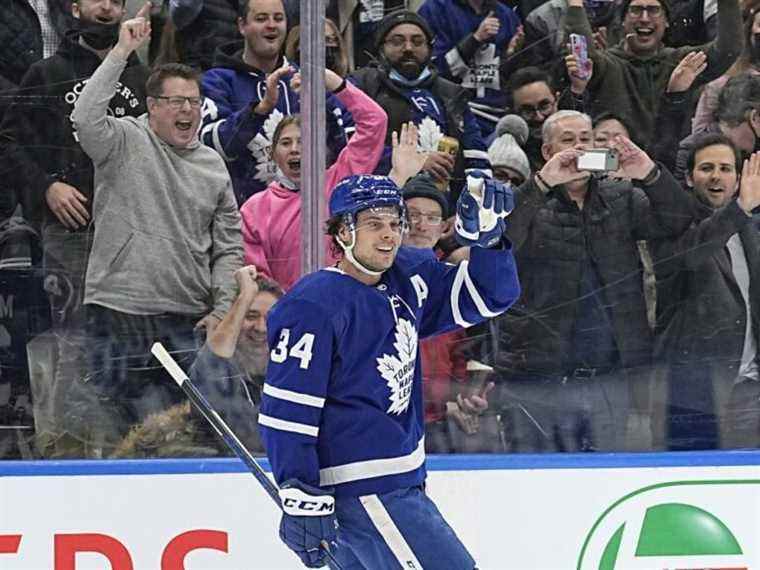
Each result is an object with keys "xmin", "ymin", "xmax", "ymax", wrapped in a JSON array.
[
  {"xmin": 576, "ymin": 149, "xmax": 619, "ymax": 172},
  {"xmin": 569, "ymin": 33, "xmax": 591, "ymax": 80}
]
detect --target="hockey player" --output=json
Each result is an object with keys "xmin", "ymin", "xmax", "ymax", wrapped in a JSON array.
[{"xmin": 258, "ymin": 172, "xmax": 519, "ymax": 568}]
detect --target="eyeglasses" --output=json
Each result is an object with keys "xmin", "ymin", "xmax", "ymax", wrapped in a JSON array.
[
  {"xmin": 407, "ymin": 212, "xmax": 443, "ymax": 226},
  {"xmin": 384, "ymin": 35, "xmax": 428, "ymax": 49},
  {"xmin": 517, "ymin": 98, "xmax": 556, "ymax": 118},
  {"xmin": 627, "ymin": 5, "xmax": 663, "ymax": 17},
  {"xmin": 153, "ymin": 95, "xmax": 204, "ymax": 110}
]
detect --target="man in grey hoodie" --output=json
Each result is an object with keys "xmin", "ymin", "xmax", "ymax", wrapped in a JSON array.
[{"xmin": 69, "ymin": 4, "xmax": 243, "ymax": 457}]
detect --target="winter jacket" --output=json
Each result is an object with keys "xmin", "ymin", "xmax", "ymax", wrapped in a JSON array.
[
  {"xmin": 653, "ymin": 196, "xmax": 760, "ymax": 409},
  {"xmin": 418, "ymin": 0, "xmax": 521, "ymax": 133},
  {"xmin": 201, "ymin": 43, "xmax": 354, "ymax": 204},
  {"xmin": 0, "ymin": 0, "xmax": 73, "ymax": 87},
  {"xmin": 481, "ymin": 167, "xmax": 693, "ymax": 375},
  {"xmin": 239, "ymin": 81, "xmax": 387, "ymax": 291},
  {"xmin": 0, "ymin": 33, "xmax": 149, "ymax": 226},
  {"xmin": 564, "ymin": 0, "xmax": 742, "ymax": 146},
  {"xmin": 350, "ymin": 64, "xmax": 491, "ymax": 199},
  {"xmin": 170, "ymin": 0, "xmax": 242, "ymax": 71},
  {"xmin": 71, "ymin": 52, "xmax": 243, "ymax": 319}
]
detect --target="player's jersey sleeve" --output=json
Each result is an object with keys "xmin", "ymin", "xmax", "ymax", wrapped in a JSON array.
[
  {"xmin": 408, "ymin": 245, "xmax": 520, "ymax": 339},
  {"xmin": 462, "ymin": 107, "xmax": 493, "ymax": 178},
  {"xmin": 258, "ymin": 298, "xmax": 335, "ymax": 488}
]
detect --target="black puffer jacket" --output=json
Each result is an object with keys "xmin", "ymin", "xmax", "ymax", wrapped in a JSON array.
[
  {"xmin": 653, "ymin": 195, "xmax": 760, "ymax": 406},
  {"xmin": 174, "ymin": 0, "xmax": 242, "ymax": 71},
  {"xmin": 481, "ymin": 168, "xmax": 693, "ymax": 375},
  {"xmin": 0, "ymin": 0, "xmax": 73, "ymax": 86}
]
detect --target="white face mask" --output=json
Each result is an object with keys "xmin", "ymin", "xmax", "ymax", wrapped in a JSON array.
[{"xmin": 274, "ymin": 167, "xmax": 299, "ymax": 191}]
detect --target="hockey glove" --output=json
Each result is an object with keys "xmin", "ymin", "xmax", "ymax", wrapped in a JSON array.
[
  {"xmin": 279, "ymin": 479, "xmax": 337, "ymax": 568},
  {"xmin": 454, "ymin": 171, "xmax": 513, "ymax": 248}
]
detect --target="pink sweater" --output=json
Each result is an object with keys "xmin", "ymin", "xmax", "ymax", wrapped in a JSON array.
[{"xmin": 240, "ymin": 82, "xmax": 388, "ymax": 290}]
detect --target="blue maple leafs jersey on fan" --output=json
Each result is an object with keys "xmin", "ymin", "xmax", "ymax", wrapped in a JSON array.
[
  {"xmin": 370, "ymin": 85, "xmax": 492, "ymax": 183},
  {"xmin": 259, "ymin": 245, "xmax": 520, "ymax": 497}
]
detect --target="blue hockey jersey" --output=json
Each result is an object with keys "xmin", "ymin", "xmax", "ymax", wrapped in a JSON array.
[
  {"xmin": 259, "ymin": 245, "xmax": 520, "ymax": 497},
  {"xmin": 368, "ymin": 81, "xmax": 493, "ymax": 187},
  {"xmin": 419, "ymin": 0, "xmax": 521, "ymax": 136},
  {"xmin": 200, "ymin": 43, "xmax": 354, "ymax": 204}
]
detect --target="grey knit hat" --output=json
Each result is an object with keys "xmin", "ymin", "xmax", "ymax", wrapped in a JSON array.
[{"xmin": 488, "ymin": 134, "xmax": 530, "ymax": 181}]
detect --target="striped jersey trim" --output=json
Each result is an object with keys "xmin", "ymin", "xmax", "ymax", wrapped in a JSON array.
[
  {"xmin": 319, "ymin": 437, "xmax": 425, "ymax": 486},
  {"xmin": 258, "ymin": 414, "xmax": 318, "ymax": 437},
  {"xmin": 461, "ymin": 260, "xmax": 501, "ymax": 319},
  {"xmin": 360, "ymin": 494, "xmax": 424, "ymax": 569},
  {"xmin": 451, "ymin": 262, "xmax": 473, "ymax": 328},
  {"xmin": 262, "ymin": 384, "xmax": 325, "ymax": 408}
]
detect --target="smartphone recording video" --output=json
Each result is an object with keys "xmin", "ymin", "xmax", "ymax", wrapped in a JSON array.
[
  {"xmin": 569, "ymin": 34, "xmax": 591, "ymax": 81},
  {"xmin": 576, "ymin": 149, "xmax": 619, "ymax": 172}
]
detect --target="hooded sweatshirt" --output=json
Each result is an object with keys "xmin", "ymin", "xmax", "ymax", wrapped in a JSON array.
[
  {"xmin": 201, "ymin": 42, "xmax": 354, "ymax": 204},
  {"xmin": 71, "ymin": 52, "xmax": 243, "ymax": 319},
  {"xmin": 564, "ymin": 0, "xmax": 741, "ymax": 146},
  {"xmin": 1, "ymin": 30, "xmax": 149, "ymax": 226},
  {"xmin": 239, "ymin": 81, "xmax": 387, "ymax": 290}
]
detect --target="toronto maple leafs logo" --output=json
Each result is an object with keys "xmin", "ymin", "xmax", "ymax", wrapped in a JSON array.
[
  {"xmin": 416, "ymin": 116, "xmax": 444, "ymax": 154},
  {"xmin": 247, "ymin": 108, "xmax": 285, "ymax": 184},
  {"xmin": 376, "ymin": 318, "xmax": 418, "ymax": 415}
]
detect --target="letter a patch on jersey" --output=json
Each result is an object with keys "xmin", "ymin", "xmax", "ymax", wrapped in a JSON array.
[{"xmin": 376, "ymin": 318, "xmax": 418, "ymax": 415}]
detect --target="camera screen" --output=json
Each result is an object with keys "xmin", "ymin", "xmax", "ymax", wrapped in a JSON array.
[{"xmin": 577, "ymin": 150, "xmax": 609, "ymax": 171}]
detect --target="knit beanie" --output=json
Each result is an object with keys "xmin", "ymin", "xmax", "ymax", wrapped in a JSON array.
[
  {"xmin": 488, "ymin": 134, "xmax": 531, "ymax": 181},
  {"xmin": 402, "ymin": 172, "xmax": 449, "ymax": 217},
  {"xmin": 374, "ymin": 10, "xmax": 434, "ymax": 52}
]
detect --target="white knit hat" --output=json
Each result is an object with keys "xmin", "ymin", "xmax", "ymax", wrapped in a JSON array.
[{"xmin": 488, "ymin": 133, "xmax": 531, "ymax": 181}]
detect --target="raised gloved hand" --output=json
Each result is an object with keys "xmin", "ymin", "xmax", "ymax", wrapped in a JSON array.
[
  {"xmin": 279, "ymin": 479, "xmax": 337, "ymax": 568},
  {"xmin": 454, "ymin": 171, "xmax": 513, "ymax": 248}
]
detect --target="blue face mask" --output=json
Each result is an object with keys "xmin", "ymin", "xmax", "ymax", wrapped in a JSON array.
[{"xmin": 389, "ymin": 66, "xmax": 432, "ymax": 87}]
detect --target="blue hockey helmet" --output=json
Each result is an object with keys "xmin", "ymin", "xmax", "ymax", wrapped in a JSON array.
[{"xmin": 329, "ymin": 175, "xmax": 405, "ymax": 222}]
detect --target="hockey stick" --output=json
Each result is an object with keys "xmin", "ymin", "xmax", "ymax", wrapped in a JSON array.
[{"xmin": 151, "ymin": 342, "xmax": 343, "ymax": 569}]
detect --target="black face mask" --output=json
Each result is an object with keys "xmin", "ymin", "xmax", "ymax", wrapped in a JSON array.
[
  {"xmin": 78, "ymin": 19, "xmax": 121, "ymax": 50},
  {"xmin": 751, "ymin": 34, "xmax": 760, "ymax": 63},
  {"xmin": 325, "ymin": 46, "xmax": 342, "ymax": 73}
]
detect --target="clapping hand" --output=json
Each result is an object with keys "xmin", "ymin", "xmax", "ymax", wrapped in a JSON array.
[
  {"xmin": 506, "ymin": 25, "xmax": 524, "ymax": 57},
  {"xmin": 389, "ymin": 122, "xmax": 427, "ymax": 187},
  {"xmin": 290, "ymin": 68, "xmax": 344, "ymax": 95},
  {"xmin": 739, "ymin": 151, "xmax": 760, "ymax": 214},
  {"xmin": 255, "ymin": 64, "xmax": 293, "ymax": 115},
  {"xmin": 667, "ymin": 51, "xmax": 707, "ymax": 93}
]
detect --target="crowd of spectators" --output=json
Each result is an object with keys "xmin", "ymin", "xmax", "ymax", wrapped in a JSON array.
[{"xmin": 0, "ymin": 0, "xmax": 759, "ymax": 460}]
